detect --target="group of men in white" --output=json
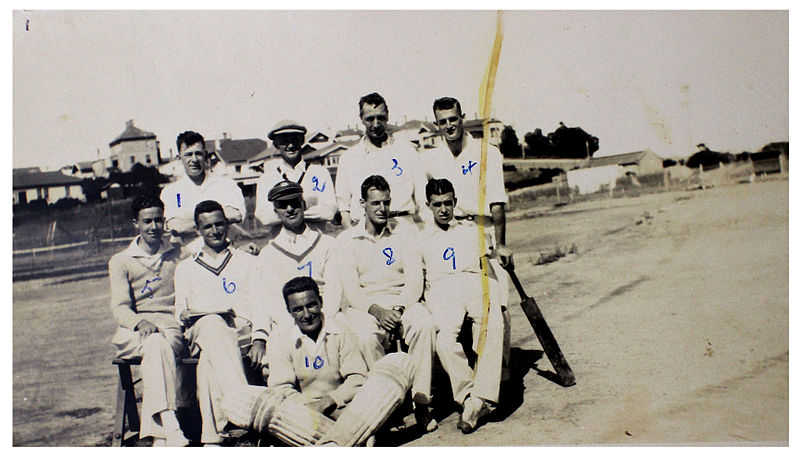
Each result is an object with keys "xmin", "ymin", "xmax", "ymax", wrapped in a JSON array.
[{"xmin": 109, "ymin": 93, "xmax": 516, "ymax": 446}]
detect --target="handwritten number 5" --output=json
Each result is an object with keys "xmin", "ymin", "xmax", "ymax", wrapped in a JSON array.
[
  {"xmin": 383, "ymin": 247, "xmax": 395, "ymax": 265},
  {"xmin": 391, "ymin": 158, "xmax": 403, "ymax": 176},
  {"xmin": 443, "ymin": 247, "xmax": 456, "ymax": 270},
  {"xmin": 222, "ymin": 278, "xmax": 236, "ymax": 294}
]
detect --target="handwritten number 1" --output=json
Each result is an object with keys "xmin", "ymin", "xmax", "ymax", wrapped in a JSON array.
[
  {"xmin": 443, "ymin": 247, "xmax": 456, "ymax": 270},
  {"xmin": 176, "ymin": 193, "xmax": 181, "ymax": 208},
  {"xmin": 383, "ymin": 247, "xmax": 395, "ymax": 265}
]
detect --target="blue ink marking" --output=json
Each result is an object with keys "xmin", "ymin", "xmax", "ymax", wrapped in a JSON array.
[
  {"xmin": 305, "ymin": 356, "xmax": 309, "ymax": 368},
  {"xmin": 222, "ymin": 278, "xmax": 236, "ymax": 294},
  {"xmin": 177, "ymin": 193, "xmax": 181, "ymax": 208},
  {"xmin": 311, "ymin": 176, "xmax": 326, "ymax": 192},
  {"xmin": 383, "ymin": 247, "xmax": 395, "ymax": 265},
  {"xmin": 140, "ymin": 277, "xmax": 162, "ymax": 298},
  {"xmin": 461, "ymin": 160, "xmax": 478, "ymax": 176},
  {"xmin": 313, "ymin": 356, "xmax": 325, "ymax": 369},
  {"xmin": 391, "ymin": 158, "xmax": 403, "ymax": 176},
  {"xmin": 298, "ymin": 261, "xmax": 312, "ymax": 278},
  {"xmin": 443, "ymin": 247, "xmax": 456, "ymax": 270}
]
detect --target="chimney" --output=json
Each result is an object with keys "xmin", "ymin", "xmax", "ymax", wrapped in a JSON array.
[{"xmin": 126, "ymin": 119, "xmax": 133, "ymax": 128}]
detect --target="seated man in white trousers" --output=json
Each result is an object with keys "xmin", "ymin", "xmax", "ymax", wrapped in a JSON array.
[
  {"xmin": 335, "ymin": 174, "xmax": 437, "ymax": 432},
  {"xmin": 173, "ymin": 200, "xmax": 267, "ymax": 445},
  {"xmin": 109, "ymin": 194, "xmax": 190, "ymax": 446},
  {"xmin": 420, "ymin": 178, "xmax": 504, "ymax": 434}
]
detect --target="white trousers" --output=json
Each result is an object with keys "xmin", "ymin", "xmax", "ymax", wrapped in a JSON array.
[
  {"xmin": 427, "ymin": 275, "xmax": 504, "ymax": 404},
  {"xmin": 342, "ymin": 302, "xmax": 435, "ymax": 404},
  {"xmin": 112, "ymin": 327, "xmax": 188, "ymax": 439}
]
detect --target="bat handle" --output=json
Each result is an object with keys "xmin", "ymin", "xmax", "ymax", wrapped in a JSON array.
[{"xmin": 506, "ymin": 268, "xmax": 528, "ymax": 300}]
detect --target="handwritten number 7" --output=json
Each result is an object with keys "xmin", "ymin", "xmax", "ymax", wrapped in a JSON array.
[
  {"xmin": 391, "ymin": 158, "xmax": 403, "ymax": 176},
  {"xmin": 383, "ymin": 247, "xmax": 395, "ymax": 265},
  {"xmin": 298, "ymin": 261, "xmax": 312, "ymax": 278},
  {"xmin": 443, "ymin": 247, "xmax": 456, "ymax": 270}
]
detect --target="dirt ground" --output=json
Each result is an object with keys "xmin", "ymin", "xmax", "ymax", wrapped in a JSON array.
[{"xmin": 11, "ymin": 178, "xmax": 788, "ymax": 446}]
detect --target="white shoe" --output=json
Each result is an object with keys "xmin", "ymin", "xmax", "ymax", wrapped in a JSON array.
[{"xmin": 166, "ymin": 429, "xmax": 190, "ymax": 447}]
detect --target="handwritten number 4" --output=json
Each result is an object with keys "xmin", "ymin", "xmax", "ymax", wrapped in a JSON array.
[
  {"xmin": 222, "ymin": 278, "xmax": 236, "ymax": 294},
  {"xmin": 443, "ymin": 247, "xmax": 456, "ymax": 270},
  {"xmin": 383, "ymin": 247, "xmax": 395, "ymax": 265},
  {"xmin": 391, "ymin": 158, "xmax": 403, "ymax": 176}
]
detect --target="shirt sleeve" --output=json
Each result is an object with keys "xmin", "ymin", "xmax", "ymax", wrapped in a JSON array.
[
  {"xmin": 398, "ymin": 227, "xmax": 424, "ymax": 308},
  {"xmin": 486, "ymin": 148, "xmax": 508, "ymax": 207},
  {"xmin": 254, "ymin": 169, "xmax": 281, "ymax": 226},
  {"xmin": 321, "ymin": 243, "xmax": 343, "ymax": 317},
  {"xmin": 108, "ymin": 254, "xmax": 140, "ymax": 330},
  {"xmin": 160, "ymin": 184, "xmax": 180, "ymax": 223},
  {"xmin": 334, "ymin": 151, "xmax": 354, "ymax": 213},
  {"xmin": 327, "ymin": 332, "xmax": 367, "ymax": 408},
  {"xmin": 303, "ymin": 166, "xmax": 338, "ymax": 222},
  {"xmin": 333, "ymin": 237, "xmax": 372, "ymax": 312},
  {"xmin": 216, "ymin": 177, "xmax": 247, "ymax": 218},
  {"xmin": 249, "ymin": 258, "xmax": 275, "ymax": 342},
  {"xmin": 173, "ymin": 261, "xmax": 190, "ymax": 326},
  {"xmin": 266, "ymin": 331, "xmax": 302, "ymax": 400}
]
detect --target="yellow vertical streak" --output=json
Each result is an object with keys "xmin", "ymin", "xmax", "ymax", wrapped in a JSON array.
[{"xmin": 474, "ymin": 11, "xmax": 503, "ymax": 374}]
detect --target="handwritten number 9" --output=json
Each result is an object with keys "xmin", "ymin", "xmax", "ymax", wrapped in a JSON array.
[
  {"xmin": 298, "ymin": 261, "xmax": 312, "ymax": 278},
  {"xmin": 383, "ymin": 247, "xmax": 395, "ymax": 265},
  {"xmin": 311, "ymin": 176, "xmax": 326, "ymax": 192},
  {"xmin": 443, "ymin": 247, "xmax": 456, "ymax": 270},
  {"xmin": 222, "ymin": 278, "xmax": 236, "ymax": 294},
  {"xmin": 391, "ymin": 158, "xmax": 403, "ymax": 176}
]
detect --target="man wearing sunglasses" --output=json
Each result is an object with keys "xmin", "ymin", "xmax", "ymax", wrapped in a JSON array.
[
  {"xmin": 254, "ymin": 120, "xmax": 337, "ymax": 233},
  {"xmin": 160, "ymin": 130, "xmax": 247, "ymax": 253},
  {"xmin": 255, "ymin": 181, "xmax": 342, "ymax": 332},
  {"xmin": 334, "ymin": 92, "xmax": 424, "ymax": 228}
]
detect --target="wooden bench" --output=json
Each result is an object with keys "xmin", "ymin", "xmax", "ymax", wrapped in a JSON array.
[{"xmin": 112, "ymin": 356, "xmax": 199, "ymax": 447}]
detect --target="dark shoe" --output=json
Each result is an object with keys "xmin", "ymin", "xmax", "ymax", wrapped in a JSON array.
[{"xmin": 413, "ymin": 403, "xmax": 438, "ymax": 433}]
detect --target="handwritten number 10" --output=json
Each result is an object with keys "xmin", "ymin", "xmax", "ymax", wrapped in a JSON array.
[
  {"xmin": 305, "ymin": 355, "xmax": 324, "ymax": 369},
  {"xmin": 443, "ymin": 247, "xmax": 456, "ymax": 270}
]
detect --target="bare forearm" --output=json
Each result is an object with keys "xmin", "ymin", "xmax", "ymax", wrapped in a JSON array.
[{"xmin": 490, "ymin": 204, "xmax": 507, "ymax": 246}]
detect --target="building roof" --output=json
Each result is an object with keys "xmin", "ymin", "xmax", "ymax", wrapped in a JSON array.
[
  {"xmin": 588, "ymin": 149, "xmax": 658, "ymax": 168},
  {"xmin": 216, "ymin": 138, "xmax": 269, "ymax": 164},
  {"xmin": 463, "ymin": 118, "xmax": 503, "ymax": 131},
  {"xmin": 398, "ymin": 120, "xmax": 439, "ymax": 134},
  {"xmin": 13, "ymin": 170, "xmax": 82, "ymax": 189},
  {"xmin": 335, "ymin": 127, "xmax": 364, "ymax": 138},
  {"xmin": 109, "ymin": 120, "xmax": 156, "ymax": 147},
  {"xmin": 75, "ymin": 161, "xmax": 94, "ymax": 171},
  {"xmin": 14, "ymin": 167, "xmax": 41, "ymax": 174},
  {"xmin": 306, "ymin": 131, "xmax": 331, "ymax": 143}
]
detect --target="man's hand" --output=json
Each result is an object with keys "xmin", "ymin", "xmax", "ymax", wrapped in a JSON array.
[
  {"xmin": 494, "ymin": 244, "xmax": 514, "ymax": 270},
  {"xmin": 134, "ymin": 319, "xmax": 159, "ymax": 340},
  {"xmin": 240, "ymin": 241, "xmax": 261, "ymax": 256},
  {"xmin": 368, "ymin": 304, "xmax": 402, "ymax": 331},
  {"xmin": 307, "ymin": 395, "xmax": 337, "ymax": 416},
  {"xmin": 248, "ymin": 339, "xmax": 266, "ymax": 369}
]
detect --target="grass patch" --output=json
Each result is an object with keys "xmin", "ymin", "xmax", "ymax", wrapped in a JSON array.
[{"xmin": 536, "ymin": 243, "xmax": 578, "ymax": 265}]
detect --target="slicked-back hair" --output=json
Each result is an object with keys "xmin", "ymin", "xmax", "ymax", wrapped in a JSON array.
[
  {"xmin": 176, "ymin": 130, "xmax": 206, "ymax": 152},
  {"xmin": 132, "ymin": 194, "xmax": 165, "ymax": 220},
  {"xmin": 194, "ymin": 200, "xmax": 225, "ymax": 226},
  {"xmin": 425, "ymin": 177, "xmax": 456, "ymax": 202},
  {"xmin": 432, "ymin": 97, "xmax": 462, "ymax": 116},
  {"xmin": 359, "ymin": 92, "xmax": 388, "ymax": 116},
  {"xmin": 360, "ymin": 174, "xmax": 391, "ymax": 200},
  {"xmin": 282, "ymin": 276, "xmax": 321, "ymax": 308}
]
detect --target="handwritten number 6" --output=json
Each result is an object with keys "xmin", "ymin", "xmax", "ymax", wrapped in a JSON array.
[
  {"xmin": 383, "ymin": 247, "xmax": 395, "ymax": 265},
  {"xmin": 298, "ymin": 261, "xmax": 312, "ymax": 278},
  {"xmin": 222, "ymin": 278, "xmax": 236, "ymax": 294},
  {"xmin": 391, "ymin": 158, "xmax": 403, "ymax": 176},
  {"xmin": 443, "ymin": 247, "xmax": 456, "ymax": 270}
]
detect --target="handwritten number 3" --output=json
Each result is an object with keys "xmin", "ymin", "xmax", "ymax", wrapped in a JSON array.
[
  {"xmin": 443, "ymin": 247, "xmax": 456, "ymax": 270},
  {"xmin": 222, "ymin": 278, "xmax": 236, "ymax": 294},
  {"xmin": 391, "ymin": 158, "xmax": 403, "ymax": 176},
  {"xmin": 383, "ymin": 247, "xmax": 395, "ymax": 265}
]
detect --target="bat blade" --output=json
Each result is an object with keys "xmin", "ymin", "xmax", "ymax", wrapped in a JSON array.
[{"xmin": 519, "ymin": 295, "xmax": 575, "ymax": 387}]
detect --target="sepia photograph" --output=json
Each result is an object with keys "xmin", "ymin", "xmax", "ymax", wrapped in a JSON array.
[{"xmin": 10, "ymin": 8, "xmax": 789, "ymax": 447}]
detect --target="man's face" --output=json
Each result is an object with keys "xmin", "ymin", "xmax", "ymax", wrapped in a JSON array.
[
  {"xmin": 434, "ymin": 107, "xmax": 464, "ymax": 142},
  {"xmin": 286, "ymin": 290, "xmax": 323, "ymax": 337},
  {"xmin": 361, "ymin": 187, "xmax": 391, "ymax": 227},
  {"xmin": 196, "ymin": 210, "xmax": 228, "ymax": 250},
  {"xmin": 179, "ymin": 141, "xmax": 207, "ymax": 179},
  {"xmin": 427, "ymin": 192, "xmax": 456, "ymax": 226},
  {"xmin": 134, "ymin": 206, "xmax": 166, "ymax": 247},
  {"xmin": 360, "ymin": 103, "xmax": 389, "ymax": 141},
  {"xmin": 273, "ymin": 133, "xmax": 305, "ymax": 166},
  {"xmin": 273, "ymin": 196, "xmax": 306, "ymax": 230}
]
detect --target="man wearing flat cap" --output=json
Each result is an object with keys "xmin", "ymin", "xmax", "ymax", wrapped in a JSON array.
[
  {"xmin": 254, "ymin": 120, "xmax": 338, "ymax": 233},
  {"xmin": 254, "ymin": 180, "xmax": 343, "ymax": 333}
]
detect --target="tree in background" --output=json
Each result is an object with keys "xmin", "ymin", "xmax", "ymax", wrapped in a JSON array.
[
  {"xmin": 523, "ymin": 128, "xmax": 551, "ymax": 158},
  {"xmin": 499, "ymin": 125, "xmax": 523, "ymax": 158}
]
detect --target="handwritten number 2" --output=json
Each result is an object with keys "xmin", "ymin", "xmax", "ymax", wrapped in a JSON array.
[
  {"xmin": 222, "ymin": 278, "xmax": 236, "ymax": 294},
  {"xmin": 443, "ymin": 247, "xmax": 456, "ymax": 270},
  {"xmin": 391, "ymin": 158, "xmax": 403, "ymax": 176},
  {"xmin": 311, "ymin": 176, "xmax": 326, "ymax": 192},
  {"xmin": 298, "ymin": 261, "xmax": 312, "ymax": 278},
  {"xmin": 383, "ymin": 247, "xmax": 395, "ymax": 265}
]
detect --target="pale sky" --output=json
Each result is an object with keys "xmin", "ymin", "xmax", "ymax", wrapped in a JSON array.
[{"xmin": 12, "ymin": 10, "xmax": 788, "ymax": 170}]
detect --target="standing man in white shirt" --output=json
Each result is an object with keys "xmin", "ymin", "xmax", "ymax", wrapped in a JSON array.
[
  {"xmin": 255, "ymin": 181, "xmax": 342, "ymax": 332},
  {"xmin": 254, "ymin": 120, "xmax": 337, "ymax": 232},
  {"xmin": 335, "ymin": 175, "xmax": 437, "ymax": 432},
  {"xmin": 335, "ymin": 92, "xmax": 424, "ymax": 227},
  {"xmin": 160, "ymin": 130, "xmax": 249, "ymax": 253}
]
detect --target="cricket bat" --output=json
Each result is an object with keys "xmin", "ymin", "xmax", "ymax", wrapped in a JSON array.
[{"xmin": 507, "ymin": 268, "xmax": 576, "ymax": 387}]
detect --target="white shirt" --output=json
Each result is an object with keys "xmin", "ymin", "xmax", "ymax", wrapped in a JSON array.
[
  {"xmin": 418, "ymin": 135, "xmax": 508, "ymax": 220},
  {"xmin": 256, "ymin": 226, "xmax": 342, "ymax": 330},
  {"xmin": 254, "ymin": 158, "xmax": 337, "ymax": 226},
  {"xmin": 419, "ymin": 220, "xmax": 491, "ymax": 285},
  {"xmin": 334, "ymin": 135, "xmax": 423, "ymax": 224},
  {"xmin": 161, "ymin": 172, "xmax": 246, "ymax": 227}
]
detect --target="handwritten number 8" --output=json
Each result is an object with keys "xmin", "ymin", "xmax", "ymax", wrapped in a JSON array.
[
  {"xmin": 383, "ymin": 247, "xmax": 395, "ymax": 265},
  {"xmin": 443, "ymin": 247, "xmax": 456, "ymax": 270}
]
